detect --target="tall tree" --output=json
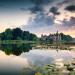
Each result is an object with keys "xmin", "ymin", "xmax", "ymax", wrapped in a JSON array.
[{"xmin": 12, "ymin": 28, "xmax": 23, "ymax": 40}]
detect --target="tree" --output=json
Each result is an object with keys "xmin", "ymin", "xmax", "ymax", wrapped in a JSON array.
[
  {"xmin": 22, "ymin": 31, "xmax": 30, "ymax": 40},
  {"xmin": 0, "ymin": 44, "xmax": 32, "ymax": 56},
  {"xmin": 12, "ymin": 28, "xmax": 23, "ymax": 40},
  {"xmin": 0, "ymin": 28, "xmax": 38, "ymax": 41},
  {"xmin": 60, "ymin": 33, "xmax": 72, "ymax": 42},
  {"xmin": 29, "ymin": 33, "xmax": 38, "ymax": 41},
  {"xmin": 4, "ymin": 28, "xmax": 13, "ymax": 40}
]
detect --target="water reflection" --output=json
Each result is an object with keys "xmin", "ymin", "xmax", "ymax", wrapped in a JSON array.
[
  {"xmin": 0, "ymin": 44, "xmax": 75, "ymax": 74},
  {"xmin": 0, "ymin": 44, "xmax": 32, "ymax": 56},
  {"xmin": 21, "ymin": 49, "xmax": 75, "ymax": 66},
  {"xmin": 0, "ymin": 51, "xmax": 32, "ymax": 75}
]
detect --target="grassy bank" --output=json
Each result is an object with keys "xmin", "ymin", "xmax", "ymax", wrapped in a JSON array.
[{"xmin": 0, "ymin": 40, "xmax": 37, "ymax": 44}]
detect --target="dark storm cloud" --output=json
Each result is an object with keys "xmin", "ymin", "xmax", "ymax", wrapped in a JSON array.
[
  {"xmin": 29, "ymin": 0, "xmax": 55, "ymax": 14},
  {"xmin": 57, "ymin": 0, "xmax": 72, "ymax": 4},
  {"xmin": 62, "ymin": 17, "xmax": 75, "ymax": 27},
  {"xmin": 29, "ymin": 5, "xmax": 44, "ymax": 14},
  {"xmin": 57, "ymin": 0, "xmax": 75, "ymax": 5},
  {"xmin": 0, "ymin": 0, "xmax": 55, "ymax": 13},
  {"xmin": 65, "ymin": 5, "xmax": 75, "ymax": 12},
  {"xmin": 0, "ymin": 0, "xmax": 64, "ymax": 14},
  {"xmin": 50, "ymin": 7, "xmax": 60, "ymax": 15},
  {"xmin": 0, "ymin": 0, "xmax": 55, "ymax": 6},
  {"xmin": 31, "ymin": 0, "xmax": 55, "ymax": 5},
  {"xmin": 19, "ymin": 0, "xmax": 55, "ymax": 13},
  {"xmin": 20, "ymin": 5, "xmax": 44, "ymax": 14}
]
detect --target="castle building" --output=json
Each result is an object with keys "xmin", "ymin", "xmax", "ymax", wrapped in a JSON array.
[{"xmin": 41, "ymin": 31, "xmax": 61, "ymax": 43}]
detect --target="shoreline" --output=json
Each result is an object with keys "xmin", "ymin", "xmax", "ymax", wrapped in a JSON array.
[{"xmin": 0, "ymin": 40, "xmax": 75, "ymax": 50}]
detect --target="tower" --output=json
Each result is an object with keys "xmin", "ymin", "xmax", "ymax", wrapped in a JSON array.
[{"xmin": 55, "ymin": 30, "xmax": 61, "ymax": 48}]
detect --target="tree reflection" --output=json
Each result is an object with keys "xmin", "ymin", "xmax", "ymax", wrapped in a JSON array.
[{"xmin": 0, "ymin": 44, "xmax": 32, "ymax": 56}]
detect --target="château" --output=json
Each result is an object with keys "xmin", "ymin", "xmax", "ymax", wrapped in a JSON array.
[{"xmin": 41, "ymin": 31, "xmax": 61, "ymax": 43}]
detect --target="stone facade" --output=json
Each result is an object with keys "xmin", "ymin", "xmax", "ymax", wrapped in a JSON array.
[{"xmin": 41, "ymin": 31, "xmax": 61, "ymax": 42}]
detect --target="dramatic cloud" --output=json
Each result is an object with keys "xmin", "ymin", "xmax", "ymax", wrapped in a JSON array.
[
  {"xmin": 28, "ymin": 0, "xmax": 55, "ymax": 14},
  {"xmin": 19, "ymin": 0, "xmax": 56, "ymax": 13},
  {"xmin": 29, "ymin": 5, "xmax": 44, "ymax": 14},
  {"xmin": 0, "ymin": 0, "xmax": 75, "ymax": 37},
  {"xmin": 28, "ymin": 12, "xmax": 54, "ymax": 27},
  {"xmin": 65, "ymin": 5, "xmax": 75, "ymax": 12},
  {"xmin": 21, "ymin": 12, "xmax": 55, "ymax": 32},
  {"xmin": 57, "ymin": 0, "xmax": 74, "ymax": 5},
  {"xmin": 49, "ymin": 7, "xmax": 60, "ymax": 15},
  {"xmin": 62, "ymin": 17, "xmax": 75, "ymax": 27}
]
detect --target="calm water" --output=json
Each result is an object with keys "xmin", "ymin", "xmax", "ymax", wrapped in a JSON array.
[
  {"xmin": 21, "ymin": 49, "xmax": 75, "ymax": 66},
  {"xmin": 0, "ymin": 44, "xmax": 75, "ymax": 75}
]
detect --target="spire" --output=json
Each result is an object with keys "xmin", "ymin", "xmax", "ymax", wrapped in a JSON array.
[
  {"xmin": 56, "ymin": 30, "xmax": 58, "ymax": 35},
  {"xmin": 56, "ymin": 30, "xmax": 58, "ymax": 36}
]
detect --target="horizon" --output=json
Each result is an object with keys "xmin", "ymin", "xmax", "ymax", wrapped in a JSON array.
[
  {"xmin": 0, "ymin": 27, "xmax": 75, "ymax": 38},
  {"xmin": 0, "ymin": 0, "xmax": 75, "ymax": 37}
]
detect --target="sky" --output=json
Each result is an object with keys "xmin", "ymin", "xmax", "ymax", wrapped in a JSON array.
[{"xmin": 0, "ymin": 0, "xmax": 75, "ymax": 37}]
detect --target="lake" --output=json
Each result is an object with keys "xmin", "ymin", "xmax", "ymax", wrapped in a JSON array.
[{"xmin": 0, "ymin": 44, "xmax": 75, "ymax": 75}]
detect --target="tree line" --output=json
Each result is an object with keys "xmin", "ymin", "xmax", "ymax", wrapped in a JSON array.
[
  {"xmin": 0, "ymin": 44, "xmax": 32, "ymax": 55},
  {"xmin": 0, "ymin": 28, "xmax": 73, "ymax": 44},
  {"xmin": 60, "ymin": 33, "xmax": 73, "ymax": 42},
  {"xmin": 0, "ymin": 28, "xmax": 38, "ymax": 41}
]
